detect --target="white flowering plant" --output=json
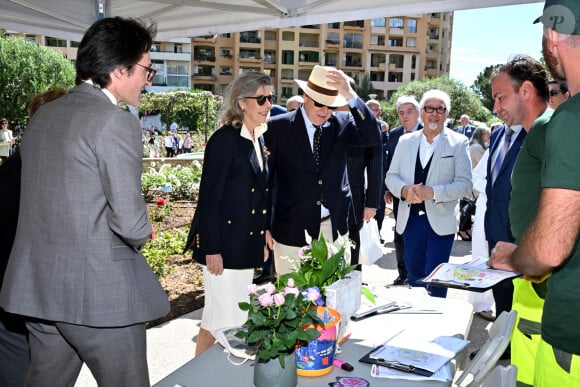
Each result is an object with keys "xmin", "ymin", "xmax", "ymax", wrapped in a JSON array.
[{"xmin": 236, "ymin": 279, "xmax": 323, "ymax": 367}]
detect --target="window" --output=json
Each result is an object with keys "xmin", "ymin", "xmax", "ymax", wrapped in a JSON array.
[
  {"xmin": 281, "ymin": 50, "xmax": 294, "ymax": 65},
  {"xmin": 173, "ymin": 44, "xmax": 183, "ymax": 53},
  {"xmin": 220, "ymin": 67, "xmax": 233, "ymax": 75},
  {"xmin": 407, "ymin": 19, "xmax": 417, "ymax": 33},
  {"xmin": 343, "ymin": 33, "xmax": 363, "ymax": 49},
  {"xmin": 221, "ymin": 33, "xmax": 231, "ymax": 38},
  {"xmin": 45, "ymin": 37, "xmax": 67, "ymax": 47},
  {"xmin": 388, "ymin": 37, "xmax": 403, "ymax": 47},
  {"xmin": 389, "ymin": 18, "xmax": 404, "ymax": 29},
  {"xmin": 265, "ymin": 31, "xmax": 277, "ymax": 41},
  {"xmin": 371, "ymin": 18, "xmax": 386, "ymax": 28},
  {"xmin": 370, "ymin": 53, "xmax": 385, "ymax": 67},
  {"xmin": 240, "ymin": 31, "xmax": 261, "ymax": 43},
  {"xmin": 327, "ymin": 22, "xmax": 340, "ymax": 29},
  {"xmin": 406, "ymin": 37, "xmax": 416, "ymax": 48},
  {"xmin": 370, "ymin": 35, "xmax": 385, "ymax": 46},
  {"xmin": 282, "ymin": 31, "xmax": 295, "ymax": 41},
  {"xmin": 281, "ymin": 87, "xmax": 294, "ymax": 99},
  {"xmin": 389, "ymin": 72, "xmax": 403, "ymax": 82},
  {"xmin": 370, "ymin": 71, "xmax": 385, "ymax": 82},
  {"xmin": 326, "ymin": 33, "xmax": 340, "ymax": 45},
  {"xmin": 70, "ymin": 41, "xmax": 80, "ymax": 48}
]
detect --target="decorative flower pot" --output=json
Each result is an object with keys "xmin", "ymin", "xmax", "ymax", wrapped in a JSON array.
[
  {"xmin": 253, "ymin": 351, "xmax": 297, "ymax": 387},
  {"xmin": 296, "ymin": 306, "xmax": 341, "ymax": 377}
]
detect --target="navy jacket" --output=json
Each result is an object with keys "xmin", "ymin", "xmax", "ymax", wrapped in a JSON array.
[
  {"xmin": 187, "ymin": 125, "xmax": 269, "ymax": 269},
  {"xmin": 265, "ymin": 98, "xmax": 380, "ymax": 246},
  {"xmin": 484, "ymin": 125, "xmax": 527, "ymax": 249}
]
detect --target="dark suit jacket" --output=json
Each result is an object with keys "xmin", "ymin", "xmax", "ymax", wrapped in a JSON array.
[
  {"xmin": 385, "ymin": 123, "xmax": 423, "ymax": 193},
  {"xmin": 455, "ymin": 124, "xmax": 476, "ymax": 139},
  {"xmin": 347, "ymin": 140, "xmax": 383, "ymax": 228},
  {"xmin": 188, "ymin": 125, "xmax": 269, "ymax": 269},
  {"xmin": 484, "ymin": 125, "xmax": 527, "ymax": 248},
  {"xmin": 265, "ymin": 97, "xmax": 380, "ymax": 246}
]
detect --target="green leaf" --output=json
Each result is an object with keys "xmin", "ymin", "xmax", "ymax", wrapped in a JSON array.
[{"xmin": 361, "ymin": 287, "xmax": 376, "ymax": 304}]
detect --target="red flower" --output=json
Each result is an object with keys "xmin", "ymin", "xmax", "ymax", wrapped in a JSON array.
[{"xmin": 156, "ymin": 197, "xmax": 167, "ymax": 207}]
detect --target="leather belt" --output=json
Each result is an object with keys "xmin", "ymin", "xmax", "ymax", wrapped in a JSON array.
[{"xmin": 321, "ymin": 215, "xmax": 331, "ymax": 223}]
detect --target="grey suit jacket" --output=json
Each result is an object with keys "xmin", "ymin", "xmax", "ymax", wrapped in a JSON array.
[
  {"xmin": 0, "ymin": 82, "xmax": 169, "ymax": 327},
  {"xmin": 385, "ymin": 128, "xmax": 472, "ymax": 236}
]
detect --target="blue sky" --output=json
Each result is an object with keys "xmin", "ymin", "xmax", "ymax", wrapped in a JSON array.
[{"xmin": 449, "ymin": 2, "xmax": 545, "ymax": 87}]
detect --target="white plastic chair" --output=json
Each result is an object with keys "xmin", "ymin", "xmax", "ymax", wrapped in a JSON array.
[
  {"xmin": 481, "ymin": 365, "xmax": 517, "ymax": 387},
  {"xmin": 455, "ymin": 310, "xmax": 517, "ymax": 387}
]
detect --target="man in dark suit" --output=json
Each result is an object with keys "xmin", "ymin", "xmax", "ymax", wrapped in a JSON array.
[
  {"xmin": 485, "ymin": 55, "xmax": 549, "ymax": 322},
  {"xmin": 455, "ymin": 114, "xmax": 476, "ymax": 139},
  {"xmin": 346, "ymin": 99, "xmax": 384, "ymax": 267},
  {"xmin": 385, "ymin": 96, "xmax": 422, "ymax": 285},
  {"xmin": 265, "ymin": 65, "xmax": 380, "ymax": 275},
  {"xmin": 0, "ymin": 18, "xmax": 169, "ymax": 386}
]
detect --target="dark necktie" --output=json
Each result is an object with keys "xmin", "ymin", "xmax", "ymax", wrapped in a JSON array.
[
  {"xmin": 491, "ymin": 127, "xmax": 513, "ymax": 184},
  {"xmin": 313, "ymin": 125, "xmax": 322, "ymax": 173}
]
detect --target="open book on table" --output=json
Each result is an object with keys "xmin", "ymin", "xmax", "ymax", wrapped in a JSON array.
[{"xmin": 419, "ymin": 257, "xmax": 520, "ymax": 292}]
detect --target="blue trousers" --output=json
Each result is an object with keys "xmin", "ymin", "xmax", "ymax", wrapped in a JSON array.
[{"xmin": 403, "ymin": 214, "xmax": 454, "ymax": 298}]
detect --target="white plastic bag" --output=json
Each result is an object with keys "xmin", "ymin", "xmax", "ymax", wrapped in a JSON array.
[{"xmin": 359, "ymin": 218, "xmax": 383, "ymax": 266}]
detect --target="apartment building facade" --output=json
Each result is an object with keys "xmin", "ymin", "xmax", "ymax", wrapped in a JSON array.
[
  {"xmin": 8, "ymin": 12, "xmax": 451, "ymax": 103},
  {"xmin": 191, "ymin": 12, "xmax": 453, "ymax": 103}
]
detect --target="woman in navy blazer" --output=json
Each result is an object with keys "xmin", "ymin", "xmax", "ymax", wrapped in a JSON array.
[{"xmin": 187, "ymin": 71, "xmax": 272, "ymax": 355}]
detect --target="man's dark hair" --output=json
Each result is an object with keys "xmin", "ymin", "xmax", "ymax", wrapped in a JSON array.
[
  {"xmin": 75, "ymin": 17, "xmax": 157, "ymax": 88},
  {"xmin": 490, "ymin": 54, "xmax": 549, "ymax": 103},
  {"xmin": 548, "ymin": 78, "xmax": 569, "ymax": 94}
]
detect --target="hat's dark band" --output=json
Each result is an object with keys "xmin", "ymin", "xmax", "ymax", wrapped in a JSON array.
[{"xmin": 307, "ymin": 81, "xmax": 338, "ymax": 96}]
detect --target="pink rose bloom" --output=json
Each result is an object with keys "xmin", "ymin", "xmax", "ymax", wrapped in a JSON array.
[
  {"xmin": 284, "ymin": 287, "xmax": 299, "ymax": 297},
  {"xmin": 306, "ymin": 288, "xmax": 321, "ymax": 303},
  {"xmin": 258, "ymin": 293, "xmax": 274, "ymax": 307},
  {"xmin": 264, "ymin": 283, "xmax": 276, "ymax": 294},
  {"xmin": 156, "ymin": 197, "xmax": 166, "ymax": 207},
  {"xmin": 287, "ymin": 278, "xmax": 295, "ymax": 288},
  {"xmin": 273, "ymin": 293, "xmax": 285, "ymax": 306},
  {"xmin": 247, "ymin": 284, "xmax": 258, "ymax": 294}
]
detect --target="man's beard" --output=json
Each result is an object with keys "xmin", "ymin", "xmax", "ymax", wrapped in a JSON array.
[{"xmin": 543, "ymin": 36, "xmax": 565, "ymax": 81}]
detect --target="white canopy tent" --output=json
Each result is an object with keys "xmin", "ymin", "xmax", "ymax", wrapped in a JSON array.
[{"xmin": 1, "ymin": 0, "xmax": 539, "ymax": 41}]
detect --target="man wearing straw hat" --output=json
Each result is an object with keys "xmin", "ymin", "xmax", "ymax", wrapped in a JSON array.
[{"xmin": 265, "ymin": 65, "xmax": 380, "ymax": 275}]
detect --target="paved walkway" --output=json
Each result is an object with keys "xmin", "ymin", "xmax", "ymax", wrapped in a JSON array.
[{"xmin": 75, "ymin": 213, "xmax": 501, "ymax": 386}]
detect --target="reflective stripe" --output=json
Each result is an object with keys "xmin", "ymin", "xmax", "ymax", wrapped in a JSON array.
[
  {"xmin": 554, "ymin": 347, "xmax": 573, "ymax": 374},
  {"xmin": 517, "ymin": 317, "xmax": 542, "ymax": 338}
]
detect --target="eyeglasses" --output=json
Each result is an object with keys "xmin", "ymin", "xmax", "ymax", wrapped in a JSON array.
[
  {"xmin": 423, "ymin": 106, "xmax": 447, "ymax": 114},
  {"xmin": 549, "ymin": 89, "xmax": 561, "ymax": 97},
  {"xmin": 313, "ymin": 100, "xmax": 337, "ymax": 110},
  {"xmin": 244, "ymin": 95, "xmax": 276, "ymax": 105},
  {"xmin": 134, "ymin": 63, "xmax": 157, "ymax": 82},
  {"xmin": 0, "ymin": 121, "xmax": 7, "ymax": 125}
]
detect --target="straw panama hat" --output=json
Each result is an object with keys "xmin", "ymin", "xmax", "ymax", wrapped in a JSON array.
[{"xmin": 295, "ymin": 65, "xmax": 348, "ymax": 108}]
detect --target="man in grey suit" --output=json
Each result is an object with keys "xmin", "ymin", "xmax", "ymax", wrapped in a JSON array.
[
  {"xmin": 386, "ymin": 89, "xmax": 472, "ymax": 298},
  {"xmin": 0, "ymin": 17, "xmax": 169, "ymax": 386}
]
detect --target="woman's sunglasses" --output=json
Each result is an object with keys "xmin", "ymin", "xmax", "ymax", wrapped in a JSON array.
[
  {"xmin": 313, "ymin": 100, "xmax": 337, "ymax": 110},
  {"xmin": 244, "ymin": 95, "xmax": 276, "ymax": 105}
]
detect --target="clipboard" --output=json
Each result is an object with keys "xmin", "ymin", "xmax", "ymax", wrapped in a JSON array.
[
  {"xmin": 359, "ymin": 345, "xmax": 433, "ymax": 377},
  {"xmin": 418, "ymin": 259, "xmax": 521, "ymax": 292}
]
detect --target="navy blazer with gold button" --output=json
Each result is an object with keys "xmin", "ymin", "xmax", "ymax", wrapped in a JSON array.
[
  {"xmin": 265, "ymin": 97, "xmax": 380, "ymax": 247},
  {"xmin": 187, "ymin": 125, "xmax": 269, "ymax": 269}
]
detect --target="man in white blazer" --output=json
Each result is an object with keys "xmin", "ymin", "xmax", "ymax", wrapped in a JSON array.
[{"xmin": 386, "ymin": 89, "xmax": 472, "ymax": 297}]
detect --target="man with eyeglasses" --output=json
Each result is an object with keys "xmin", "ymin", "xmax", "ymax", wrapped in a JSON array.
[
  {"xmin": 548, "ymin": 78, "xmax": 570, "ymax": 109},
  {"xmin": 0, "ymin": 17, "xmax": 169, "ymax": 386},
  {"xmin": 265, "ymin": 65, "xmax": 380, "ymax": 275},
  {"xmin": 386, "ymin": 89, "xmax": 472, "ymax": 298}
]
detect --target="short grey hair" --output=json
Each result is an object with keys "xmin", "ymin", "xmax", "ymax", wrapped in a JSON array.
[
  {"xmin": 395, "ymin": 95, "xmax": 419, "ymax": 113},
  {"xmin": 419, "ymin": 89, "xmax": 451, "ymax": 115}
]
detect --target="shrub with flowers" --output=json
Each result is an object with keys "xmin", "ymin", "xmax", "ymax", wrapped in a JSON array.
[
  {"xmin": 236, "ymin": 279, "xmax": 324, "ymax": 367},
  {"xmin": 150, "ymin": 197, "xmax": 171, "ymax": 223}
]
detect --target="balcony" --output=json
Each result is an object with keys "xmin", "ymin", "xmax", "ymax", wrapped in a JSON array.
[
  {"xmin": 342, "ymin": 59, "xmax": 362, "ymax": 68},
  {"xmin": 194, "ymin": 54, "xmax": 216, "ymax": 62},
  {"xmin": 325, "ymin": 39, "xmax": 340, "ymax": 46},
  {"xmin": 425, "ymin": 68, "xmax": 439, "ymax": 77}
]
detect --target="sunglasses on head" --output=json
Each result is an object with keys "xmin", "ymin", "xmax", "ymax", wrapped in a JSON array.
[
  {"xmin": 245, "ymin": 95, "xmax": 276, "ymax": 105},
  {"xmin": 549, "ymin": 89, "xmax": 561, "ymax": 97},
  {"xmin": 313, "ymin": 100, "xmax": 337, "ymax": 110}
]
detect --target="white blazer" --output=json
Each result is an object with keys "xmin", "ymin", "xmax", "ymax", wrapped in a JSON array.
[{"xmin": 385, "ymin": 128, "xmax": 473, "ymax": 236}]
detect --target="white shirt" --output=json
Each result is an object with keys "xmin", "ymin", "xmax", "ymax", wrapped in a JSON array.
[
  {"xmin": 240, "ymin": 123, "xmax": 268, "ymax": 171},
  {"xmin": 419, "ymin": 132, "xmax": 440, "ymax": 168}
]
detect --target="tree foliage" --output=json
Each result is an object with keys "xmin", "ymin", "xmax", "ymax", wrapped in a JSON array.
[
  {"xmin": 0, "ymin": 36, "xmax": 76, "ymax": 131},
  {"xmin": 471, "ymin": 64, "xmax": 501, "ymax": 112},
  {"xmin": 382, "ymin": 76, "xmax": 492, "ymax": 129},
  {"xmin": 139, "ymin": 90, "xmax": 222, "ymax": 134}
]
